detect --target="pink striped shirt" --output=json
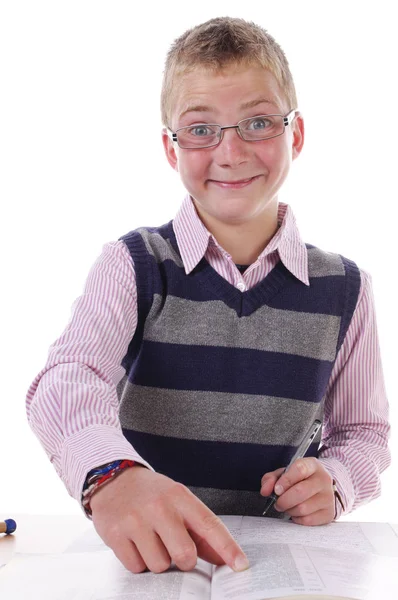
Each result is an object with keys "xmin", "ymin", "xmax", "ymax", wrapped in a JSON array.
[{"xmin": 25, "ymin": 195, "xmax": 391, "ymax": 519}]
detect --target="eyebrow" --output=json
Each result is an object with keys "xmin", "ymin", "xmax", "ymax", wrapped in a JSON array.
[{"xmin": 178, "ymin": 97, "xmax": 279, "ymax": 120}]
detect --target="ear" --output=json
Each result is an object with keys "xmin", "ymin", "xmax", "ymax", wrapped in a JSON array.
[
  {"xmin": 291, "ymin": 112, "xmax": 305, "ymax": 161},
  {"xmin": 161, "ymin": 128, "xmax": 179, "ymax": 172}
]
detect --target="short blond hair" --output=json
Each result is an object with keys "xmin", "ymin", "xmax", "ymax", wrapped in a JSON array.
[{"xmin": 161, "ymin": 17, "xmax": 298, "ymax": 129}]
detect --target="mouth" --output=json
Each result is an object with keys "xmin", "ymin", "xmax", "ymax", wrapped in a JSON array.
[{"xmin": 208, "ymin": 175, "xmax": 261, "ymax": 189}]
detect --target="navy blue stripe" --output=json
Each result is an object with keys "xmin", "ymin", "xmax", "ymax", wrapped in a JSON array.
[
  {"xmin": 149, "ymin": 256, "xmax": 347, "ymax": 316},
  {"xmin": 122, "ymin": 429, "xmax": 319, "ymax": 491},
  {"xmin": 131, "ymin": 341, "xmax": 332, "ymax": 402}
]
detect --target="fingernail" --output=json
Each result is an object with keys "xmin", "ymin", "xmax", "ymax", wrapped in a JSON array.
[
  {"xmin": 274, "ymin": 484, "xmax": 283, "ymax": 495},
  {"xmin": 234, "ymin": 555, "xmax": 250, "ymax": 572}
]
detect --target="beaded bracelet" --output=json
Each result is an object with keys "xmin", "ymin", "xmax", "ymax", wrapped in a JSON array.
[{"xmin": 82, "ymin": 459, "xmax": 135, "ymax": 518}]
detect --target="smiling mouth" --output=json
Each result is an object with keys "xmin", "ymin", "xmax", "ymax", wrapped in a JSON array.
[
  {"xmin": 208, "ymin": 175, "xmax": 260, "ymax": 187},
  {"xmin": 212, "ymin": 176, "xmax": 254, "ymax": 183}
]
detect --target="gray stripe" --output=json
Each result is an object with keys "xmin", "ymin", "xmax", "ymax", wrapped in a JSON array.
[
  {"xmin": 307, "ymin": 246, "xmax": 346, "ymax": 277},
  {"xmin": 118, "ymin": 381, "xmax": 324, "ymax": 446},
  {"xmin": 137, "ymin": 228, "xmax": 345, "ymax": 279},
  {"xmin": 187, "ymin": 486, "xmax": 286, "ymax": 518},
  {"xmin": 137, "ymin": 227, "xmax": 183, "ymax": 268},
  {"xmin": 144, "ymin": 295, "xmax": 340, "ymax": 361}
]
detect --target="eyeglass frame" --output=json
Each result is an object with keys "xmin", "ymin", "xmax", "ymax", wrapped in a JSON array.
[{"xmin": 166, "ymin": 108, "xmax": 299, "ymax": 149}]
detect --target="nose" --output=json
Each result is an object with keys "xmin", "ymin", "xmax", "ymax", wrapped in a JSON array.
[{"xmin": 213, "ymin": 126, "xmax": 250, "ymax": 167}]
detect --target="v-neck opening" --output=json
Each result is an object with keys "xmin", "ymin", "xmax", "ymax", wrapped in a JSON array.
[
  {"xmin": 201, "ymin": 254, "xmax": 291, "ymax": 312},
  {"xmin": 167, "ymin": 221, "xmax": 293, "ymax": 316}
]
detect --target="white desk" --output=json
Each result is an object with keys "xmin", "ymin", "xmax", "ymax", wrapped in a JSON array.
[{"xmin": 0, "ymin": 513, "xmax": 93, "ymax": 565}]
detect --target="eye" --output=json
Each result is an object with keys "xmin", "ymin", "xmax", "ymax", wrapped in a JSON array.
[
  {"xmin": 187, "ymin": 124, "xmax": 216, "ymax": 137},
  {"xmin": 247, "ymin": 117, "xmax": 274, "ymax": 130}
]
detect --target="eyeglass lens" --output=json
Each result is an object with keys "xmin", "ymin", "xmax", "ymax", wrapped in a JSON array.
[{"xmin": 176, "ymin": 115, "xmax": 285, "ymax": 148}]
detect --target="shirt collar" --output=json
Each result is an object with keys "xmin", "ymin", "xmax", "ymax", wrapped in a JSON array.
[{"xmin": 173, "ymin": 194, "xmax": 309, "ymax": 286}]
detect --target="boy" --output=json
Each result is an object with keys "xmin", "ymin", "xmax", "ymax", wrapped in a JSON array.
[{"xmin": 26, "ymin": 17, "xmax": 391, "ymax": 576}]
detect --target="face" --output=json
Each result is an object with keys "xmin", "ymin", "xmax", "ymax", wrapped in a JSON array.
[{"xmin": 162, "ymin": 64, "xmax": 304, "ymax": 229}]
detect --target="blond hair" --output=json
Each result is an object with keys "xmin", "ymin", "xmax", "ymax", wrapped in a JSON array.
[{"xmin": 160, "ymin": 17, "xmax": 298, "ymax": 129}]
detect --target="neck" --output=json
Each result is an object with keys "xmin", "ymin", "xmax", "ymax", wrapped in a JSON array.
[{"xmin": 194, "ymin": 201, "xmax": 279, "ymax": 265}]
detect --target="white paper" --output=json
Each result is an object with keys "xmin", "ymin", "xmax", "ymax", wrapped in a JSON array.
[
  {"xmin": 389, "ymin": 522, "xmax": 398, "ymax": 538},
  {"xmin": 92, "ymin": 556, "xmax": 212, "ymax": 600},
  {"xmin": 211, "ymin": 543, "xmax": 398, "ymax": 600},
  {"xmin": 220, "ymin": 516, "xmax": 398, "ymax": 556},
  {"xmin": 0, "ymin": 551, "xmax": 212, "ymax": 600}
]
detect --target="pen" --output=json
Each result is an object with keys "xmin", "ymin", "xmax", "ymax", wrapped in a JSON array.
[
  {"xmin": 0, "ymin": 519, "xmax": 17, "ymax": 535},
  {"xmin": 262, "ymin": 419, "xmax": 322, "ymax": 516}
]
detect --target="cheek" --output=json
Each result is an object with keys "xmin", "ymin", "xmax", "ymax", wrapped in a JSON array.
[
  {"xmin": 180, "ymin": 155, "xmax": 209, "ymax": 182},
  {"xmin": 257, "ymin": 140, "xmax": 282, "ymax": 164},
  {"xmin": 260, "ymin": 145, "xmax": 291, "ymax": 178}
]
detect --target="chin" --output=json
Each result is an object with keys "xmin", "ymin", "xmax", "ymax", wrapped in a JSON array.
[
  {"xmin": 216, "ymin": 194, "xmax": 264, "ymax": 212},
  {"xmin": 215, "ymin": 207, "xmax": 259, "ymax": 224}
]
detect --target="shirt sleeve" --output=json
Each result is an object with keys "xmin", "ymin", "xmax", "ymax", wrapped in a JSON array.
[
  {"xmin": 317, "ymin": 268, "xmax": 391, "ymax": 519},
  {"xmin": 25, "ymin": 240, "xmax": 154, "ymax": 503}
]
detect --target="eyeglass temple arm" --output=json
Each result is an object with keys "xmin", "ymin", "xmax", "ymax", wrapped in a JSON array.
[
  {"xmin": 284, "ymin": 108, "xmax": 299, "ymax": 126},
  {"xmin": 165, "ymin": 128, "xmax": 178, "ymax": 142}
]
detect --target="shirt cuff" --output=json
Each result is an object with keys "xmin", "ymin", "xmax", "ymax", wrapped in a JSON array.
[
  {"xmin": 317, "ymin": 456, "xmax": 355, "ymax": 519},
  {"xmin": 60, "ymin": 425, "xmax": 154, "ymax": 502}
]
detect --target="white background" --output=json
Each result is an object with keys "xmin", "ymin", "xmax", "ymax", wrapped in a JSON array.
[{"xmin": 1, "ymin": 1, "xmax": 396, "ymax": 522}]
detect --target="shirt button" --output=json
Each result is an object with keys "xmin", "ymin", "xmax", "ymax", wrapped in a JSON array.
[{"xmin": 237, "ymin": 282, "xmax": 246, "ymax": 292}]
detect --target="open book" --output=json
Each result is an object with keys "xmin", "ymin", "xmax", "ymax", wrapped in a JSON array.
[{"xmin": 1, "ymin": 516, "xmax": 398, "ymax": 599}]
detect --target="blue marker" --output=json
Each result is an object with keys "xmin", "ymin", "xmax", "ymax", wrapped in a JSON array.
[{"xmin": 0, "ymin": 519, "xmax": 17, "ymax": 535}]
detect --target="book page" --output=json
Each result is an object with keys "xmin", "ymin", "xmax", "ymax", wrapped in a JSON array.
[
  {"xmin": 0, "ymin": 551, "xmax": 213, "ymax": 600},
  {"xmin": 211, "ymin": 542, "xmax": 398, "ymax": 600},
  {"xmin": 390, "ymin": 523, "xmax": 398, "ymax": 537},
  {"xmin": 219, "ymin": 516, "xmax": 398, "ymax": 556}
]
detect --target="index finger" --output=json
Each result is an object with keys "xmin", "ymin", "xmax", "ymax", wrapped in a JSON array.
[
  {"xmin": 188, "ymin": 529, "xmax": 229, "ymax": 566},
  {"xmin": 184, "ymin": 502, "xmax": 250, "ymax": 572},
  {"xmin": 274, "ymin": 457, "xmax": 318, "ymax": 495}
]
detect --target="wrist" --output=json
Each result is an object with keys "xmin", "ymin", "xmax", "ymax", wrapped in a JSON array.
[{"xmin": 82, "ymin": 459, "xmax": 136, "ymax": 518}]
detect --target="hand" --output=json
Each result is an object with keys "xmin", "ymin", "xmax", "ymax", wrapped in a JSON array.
[
  {"xmin": 90, "ymin": 465, "xmax": 249, "ymax": 574},
  {"xmin": 260, "ymin": 458, "xmax": 335, "ymax": 525}
]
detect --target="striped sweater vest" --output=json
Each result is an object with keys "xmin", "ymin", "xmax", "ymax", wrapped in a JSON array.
[{"xmin": 116, "ymin": 220, "xmax": 361, "ymax": 516}]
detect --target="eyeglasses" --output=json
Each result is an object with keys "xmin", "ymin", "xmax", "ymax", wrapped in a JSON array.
[{"xmin": 167, "ymin": 109, "xmax": 299, "ymax": 149}]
